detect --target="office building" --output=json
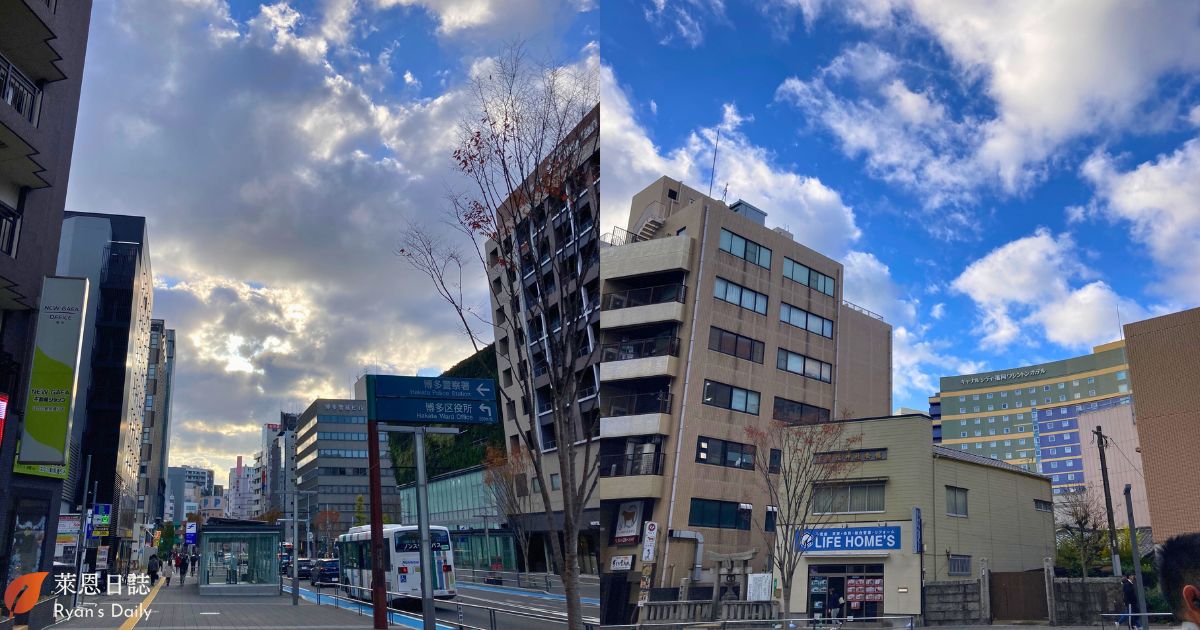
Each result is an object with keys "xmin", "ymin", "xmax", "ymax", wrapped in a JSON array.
[
  {"xmin": 932, "ymin": 341, "xmax": 1149, "ymax": 526},
  {"xmin": 780, "ymin": 414, "xmax": 1055, "ymax": 617},
  {"xmin": 166, "ymin": 465, "xmax": 214, "ymax": 522},
  {"xmin": 295, "ymin": 398, "xmax": 401, "ymax": 546},
  {"xmin": 596, "ymin": 177, "xmax": 892, "ymax": 619},
  {"xmin": 0, "ymin": 0, "xmax": 95, "ymax": 587},
  {"xmin": 269, "ymin": 412, "xmax": 299, "ymax": 513},
  {"xmin": 54, "ymin": 212, "xmax": 154, "ymax": 569},
  {"xmin": 136, "ymin": 320, "xmax": 176, "ymax": 527},
  {"xmin": 225, "ymin": 456, "xmax": 256, "ymax": 520},
  {"xmin": 396, "ymin": 465, "xmax": 520, "ymax": 572},
  {"xmin": 1124, "ymin": 307, "xmax": 1200, "ymax": 539},
  {"xmin": 486, "ymin": 104, "xmax": 601, "ymax": 573}
]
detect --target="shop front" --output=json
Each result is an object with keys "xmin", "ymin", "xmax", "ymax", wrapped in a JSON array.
[{"xmin": 788, "ymin": 521, "xmax": 922, "ymax": 619}]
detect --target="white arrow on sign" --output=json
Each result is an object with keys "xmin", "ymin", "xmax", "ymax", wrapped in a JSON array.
[
  {"xmin": 476, "ymin": 382, "xmax": 491, "ymax": 397},
  {"xmin": 480, "ymin": 404, "xmax": 492, "ymax": 417}
]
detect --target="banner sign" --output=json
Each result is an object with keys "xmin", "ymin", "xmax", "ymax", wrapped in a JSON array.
[
  {"xmin": 15, "ymin": 276, "xmax": 89, "ymax": 478},
  {"xmin": 89, "ymin": 504, "xmax": 111, "ymax": 538},
  {"xmin": 56, "ymin": 514, "xmax": 81, "ymax": 546},
  {"xmin": 612, "ymin": 501, "xmax": 643, "ymax": 545},
  {"xmin": 913, "ymin": 507, "xmax": 923, "ymax": 553},
  {"xmin": 610, "ymin": 555, "xmax": 633, "ymax": 571},
  {"xmin": 796, "ymin": 526, "xmax": 901, "ymax": 552},
  {"xmin": 366, "ymin": 375, "xmax": 499, "ymax": 425},
  {"xmin": 185, "ymin": 522, "xmax": 197, "ymax": 545}
]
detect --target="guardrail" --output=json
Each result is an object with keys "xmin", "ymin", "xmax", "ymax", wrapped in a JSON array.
[
  {"xmin": 1096, "ymin": 612, "xmax": 1176, "ymax": 627},
  {"xmin": 601, "ymin": 284, "xmax": 687, "ymax": 311},
  {"xmin": 620, "ymin": 614, "xmax": 917, "ymax": 629},
  {"xmin": 453, "ymin": 567, "xmax": 600, "ymax": 592},
  {"xmin": 303, "ymin": 580, "xmax": 573, "ymax": 630}
]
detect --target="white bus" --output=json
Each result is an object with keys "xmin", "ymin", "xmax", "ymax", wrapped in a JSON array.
[{"xmin": 336, "ymin": 524, "xmax": 457, "ymax": 605}]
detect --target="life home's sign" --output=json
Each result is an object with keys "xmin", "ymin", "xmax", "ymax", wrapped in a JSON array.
[{"xmin": 796, "ymin": 526, "xmax": 901, "ymax": 552}]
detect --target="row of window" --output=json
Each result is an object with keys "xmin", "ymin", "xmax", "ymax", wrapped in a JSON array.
[
  {"xmin": 688, "ymin": 498, "xmax": 752, "ymax": 530},
  {"xmin": 317, "ymin": 415, "xmax": 368, "ymax": 424},
  {"xmin": 708, "ymin": 327, "xmax": 765, "ymax": 363},
  {"xmin": 780, "ymin": 303, "xmax": 834, "ymax": 338},
  {"xmin": 719, "ymin": 229, "xmax": 772, "ymax": 268},
  {"xmin": 701, "ymin": 379, "xmax": 834, "ymax": 424},
  {"xmin": 317, "ymin": 449, "xmax": 369, "ymax": 458},
  {"xmin": 813, "ymin": 482, "xmax": 885, "ymax": 514},
  {"xmin": 777, "ymin": 349, "xmax": 833, "ymax": 383},
  {"xmin": 695, "ymin": 436, "xmax": 782, "ymax": 472},
  {"xmin": 314, "ymin": 432, "xmax": 388, "ymax": 442},
  {"xmin": 715, "ymin": 277, "xmax": 768, "ymax": 315}
]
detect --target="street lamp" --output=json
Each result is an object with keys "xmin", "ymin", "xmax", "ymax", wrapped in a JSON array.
[{"xmin": 282, "ymin": 490, "xmax": 318, "ymax": 606}]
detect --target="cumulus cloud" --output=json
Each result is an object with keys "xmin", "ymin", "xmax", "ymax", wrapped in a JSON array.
[
  {"xmin": 950, "ymin": 228, "xmax": 1147, "ymax": 351},
  {"xmin": 69, "ymin": 0, "xmax": 589, "ymax": 474},
  {"xmin": 842, "ymin": 251, "xmax": 916, "ymax": 326},
  {"xmin": 642, "ymin": 0, "xmax": 725, "ymax": 47},
  {"xmin": 1082, "ymin": 139, "xmax": 1200, "ymax": 304},
  {"xmin": 600, "ymin": 64, "xmax": 860, "ymax": 257},
  {"xmin": 372, "ymin": 0, "xmax": 589, "ymax": 38},
  {"xmin": 775, "ymin": 2, "xmax": 1200, "ymax": 210}
]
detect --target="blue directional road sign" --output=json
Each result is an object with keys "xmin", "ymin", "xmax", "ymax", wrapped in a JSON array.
[
  {"xmin": 371, "ymin": 376, "xmax": 496, "ymax": 402},
  {"xmin": 88, "ymin": 504, "xmax": 112, "ymax": 539},
  {"xmin": 375, "ymin": 398, "xmax": 498, "ymax": 425}
]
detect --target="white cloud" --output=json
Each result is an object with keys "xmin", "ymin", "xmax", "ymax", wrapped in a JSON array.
[
  {"xmin": 600, "ymin": 64, "xmax": 860, "ymax": 257},
  {"xmin": 776, "ymin": 2, "xmax": 1200, "ymax": 208},
  {"xmin": 892, "ymin": 326, "xmax": 986, "ymax": 404},
  {"xmin": 642, "ymin": 0, "xmax": 725, "ymax": 47},
  {"xmin": 372, "ymin": 0, "xmax": 588, "ymax": 37},
  {"xmin": 1082, "ymin": 139, "xmax": 1200, "ymax": 303},
  {"xmin": 403, "ymin": 69, "xmax": 420, "ymax": 86},
  {"xmin": 930, "ymin": 302, "xmax": 944, "ymax": 320},
  {"xmin": 842, "ymin": 251, "xmax": 916, "ymax": 326},
  {"xmin": 950, "ymin": 228, "xmax": 1146, "ymax": 350}
]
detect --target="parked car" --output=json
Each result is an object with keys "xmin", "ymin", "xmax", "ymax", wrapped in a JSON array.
[
  {"xmin": 297, "ymin": 558, "xmax": 314, "ymax": 579},
  {"xmin": 311, "ymin": 559, "xmax": 339, "ymax": 586}
]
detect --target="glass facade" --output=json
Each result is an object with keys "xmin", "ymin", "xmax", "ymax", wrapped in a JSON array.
[
  {"xmin": 397, "ymin": 467, "xmax": 519, "ymax": 571},
  {"xmin": 199, "ymin": 530, "xmax": 279, "ymax": 588}
]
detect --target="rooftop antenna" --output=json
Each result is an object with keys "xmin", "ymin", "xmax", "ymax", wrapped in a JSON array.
[
  {"xmin": 1116, "ymin": 306, "xmax": 1125, "ymax": 340},
  {"xmin": 708, "ymin": 128, "xmax": 720, "ymax": 198},
  {"xmin": 721, "ymin": 183, "xmax": 729, "ymax": 203}
]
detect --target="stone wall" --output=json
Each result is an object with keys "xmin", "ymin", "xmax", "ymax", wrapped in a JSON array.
[
  {"xmin": 1052, "ymin": 578, "xmax": 1123, "ymax": 625},
  {"xmin": 924, "ymin": 580, "xmax": 986, "ymax": 626}
]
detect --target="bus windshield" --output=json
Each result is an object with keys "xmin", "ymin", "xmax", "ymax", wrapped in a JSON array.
[{"xmin": 395, "ymin": 530, "xmax": 450, "ymax": 552}]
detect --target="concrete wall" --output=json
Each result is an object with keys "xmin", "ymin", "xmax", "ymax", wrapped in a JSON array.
[
  {"xmin": 835, "ymin": 304, "xmax": 892, "ymax": 418},
  {"xmin": 1077, "ymin": 403, "xmax": 1151, "ymax": 529},
  {"xmin": 924, "ymin": 580, "xmax": 986, "ymax": 626},
  {"xmin": 1052, "ymin": 578, "xmax": 1123, "ymax": 625}
]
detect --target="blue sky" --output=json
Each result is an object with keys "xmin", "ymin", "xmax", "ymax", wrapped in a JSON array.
[
  {"xmin": 597, "ymin": 0, "xmax": 1200, "ymax": 411},
  {"xmin": 66, "ymin": 0, "xmax": 596, "ymax": 475}
]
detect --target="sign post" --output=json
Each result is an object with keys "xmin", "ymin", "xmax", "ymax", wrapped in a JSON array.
[{"xmin": 364, "ymin": 375, "xmax": 497, "ymax": 630}]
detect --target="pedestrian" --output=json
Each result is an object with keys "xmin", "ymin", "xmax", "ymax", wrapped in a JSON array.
[
  {"xmin": 147, "ymin": 553, "xmax": 160, "ymax": 586},
  {"xmin": 1157, "ymin": 533, "xmax": 1200, "ymax": 630},
  {"xmin": 1118, "ymin": 574, "xmax": 1141, "ymax": 629},
  {"xmin": 162, "ymin": 552, "xmax": 175, "ymax": 586},
  {"xmin": 180, "ymin": 552, "xmax": 190, "ymax": 585}
]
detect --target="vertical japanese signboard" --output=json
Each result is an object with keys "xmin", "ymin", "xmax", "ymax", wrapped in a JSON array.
[{"xmin": 15, "ymin": 276, "xmax": 89, "ymax": 478}]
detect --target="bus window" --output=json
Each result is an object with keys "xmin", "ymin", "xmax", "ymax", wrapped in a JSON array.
[{"xmin": 395, "ymin": 530, "xmax": 450, "ymax": 552}]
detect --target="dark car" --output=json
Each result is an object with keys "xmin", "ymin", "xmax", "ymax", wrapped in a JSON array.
[
  {"xmin": 296, "ymin": 558, "xmax": 314, "ymax": 580},
  {"xmin": 311, "ymin": 559, "xmax": 339, "ymax": 586}
]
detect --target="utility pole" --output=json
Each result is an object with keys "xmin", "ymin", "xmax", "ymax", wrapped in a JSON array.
[
  {"xmin": 1092, "ymin": 426, "xmax": 1122, "ymax": 576},
  {"xmin": 1124, "ymin": 484, "xmax": 1148, "ymax": 630},
  {"xmin": 73, "ymin": 454, "xmax": 92, "ymax": 609}
]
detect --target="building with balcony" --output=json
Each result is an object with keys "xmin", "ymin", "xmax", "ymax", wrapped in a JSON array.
[
  {"xmin": 931, "ymin": 340, "xmax": 1151, "ymax": 530},
  {"xmin": 0, "ymin": 0, "xmax": 95, "ymax": 588},
  {"xmin": 136, "ymin": 320, "xmax": 176, "ymax": 528},
  {"xmin": 486, "ymin": 104, "xmax": 601, "ymax": 575},
  {"xmin": 597, "ymin": 176, "xmax": 893, "ymax": 624},
  {"xmin": 52, "ymin": 212, "xmax": 154, "ymax": 572}
]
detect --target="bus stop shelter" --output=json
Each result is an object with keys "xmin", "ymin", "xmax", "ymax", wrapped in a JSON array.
[{"xmin": 198, "ymin": 518, "xmax": 282, "ymax": 596}]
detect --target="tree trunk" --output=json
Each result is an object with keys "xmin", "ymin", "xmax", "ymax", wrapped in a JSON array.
[
  {"xmin": 780, "ymin": 580, "xmax": 792, "ymax": 618},
  {"xmin": 561, "ymin": 509, "xmax": 584, "ymax": 630}
]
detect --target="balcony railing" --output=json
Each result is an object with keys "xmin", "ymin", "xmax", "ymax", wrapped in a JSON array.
[
  {"xmin": 601, "ymin": 392, "xmax": 672, "ymax": 417},
  {"xmin": 1, "ymin": 54, "xmax": 40, "ymax": 123},
  {"xmin": 601, "ymin": 284, "xmax": 686, "ymax": 311},
  {"xmin": 601, "ymin": 337, "xmax": 680, "ymax": 362},
  {"xmin": 599, "ymin": 452, "xmax": 664, "ymax": 477}
]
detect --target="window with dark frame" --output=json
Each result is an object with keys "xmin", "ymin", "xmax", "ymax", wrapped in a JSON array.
[
  {"xmin": 702, "ymin": 380, "xmax": 761, "ymax": 415},
  {"xmin": 696, "ymin": 436, "xmax": 756, "ymax": 470},
  {"xmin": 688, "ymin": 498, "xmax": 753, "ymax": 530},
  {"xmin": 948, "ymin": 554, "xmax": 972, "ymax": 576},
  {"xmin": 708, "ymin": 326, "xmax": 765, "ymax": 363},
  {"xmin": 946, "ymin": 485, "xmax": 969, "ymax": 517},
  {"xmin": 719, "ymin": 228, "xmax": 772, "ymax": 269},
  {"xmin": 772, "ymin": 396, "xmax": 832, "ymax": 425}
]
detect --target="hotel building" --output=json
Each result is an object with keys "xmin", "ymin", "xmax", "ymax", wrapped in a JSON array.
[
  {"xmin": 931, "ymin": 341, "xmax": 1150, "ymax": 528},
  {"xmin": 596, "ymin": 176, "xmax": 892, "ymax": 622}
]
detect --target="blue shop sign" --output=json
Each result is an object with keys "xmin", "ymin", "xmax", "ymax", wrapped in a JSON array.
[{"xmin": 795, "ymin": 526, "xmax": 902, "ymax": 552}]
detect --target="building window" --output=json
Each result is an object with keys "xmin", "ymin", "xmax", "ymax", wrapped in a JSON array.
[
  {"xmin": 783, "ymin": 258, "xmax": 836, "ymax": 296},
  {"xmin": 709, "ymin": 327, "xmax": 765, "ymax": 363},
  {"xmin": 1058, "ymin": 383, "xmax": 1065, "ymax": 389},
  {"xmin": 772, "ymin": 397, "xmax": 831, "ymax": 425},
  {"xmin": 715, "ymin": 277, "xmax": 768, "ymax": 315},
  {"xmin": 1034, "ymin": 500, "xmax": 1052, "ymax": 512},
  {"xmin": 765, "ymin": 506, "xmax": 778, "ymax": 532},
  {"xmin": 702, "ymin": 380, "xmax": 761, "ymax": 415},
  {"xmin": 948, "ymin": 555, "xmax": 972, "ymax": 576},
  {"xmin": 973, "ymin": 395, "xmax": 980, "ymax": 401},
  {"xmin": 1116, "ymin": 370, "xmax": 1127, "ymax": 381},
  {"xmin": 960, "ymin": 432, "xmax": 967, "ymax": 438},
  {"xmin": 688, "ymin": 498, "xmax": 751, "ymax": 530},
  {"xmin": 780, "ymin": 303, "xmax": 834, "ymax": 338},
  {"xmin": 550, "ymin": 473, "xmax": 561, "ymax": 490},
  {"xmin": 1089, "ymin": 389, "xmax": 1096, "ymax": 397},
  {"xmin": 986, "ymin": 393, "xmax": 993, "ymax": 399},
  {"xmin": 696, "ymin": 436, "xmax": 756, "ymax": 470},
  {"xmin": 1087, "ymin": 377, "xmax": 1095, "ymax": 384},
  {"xmin": 959, "ymin": 408, "xmax": 966, "ymax": 413},
  {"xmin": 768, "ymin": 449, "xmax": 782, "ymax": 474},
  {"xmin": 719, "ymin": 228, "xmax": 772, "ymax": 268},
  {"xmin": 946, "ymin": 486, "xmax": 969, "ymax": 517},
  {"xmin": 777, "ymin": 348, "xmax": 833, "ymax": 383},
  {"xmin": 959, "ymin": 396, "xmax": 966, "ymax": 402},
  {"xmin": 813, "ymin": 482, "xmax": 885, "ymax": 514}
]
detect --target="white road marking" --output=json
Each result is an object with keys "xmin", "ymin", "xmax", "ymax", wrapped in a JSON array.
[{"xmin": 198, "ymin": 611, "xmax": 221, "ymax": 615}]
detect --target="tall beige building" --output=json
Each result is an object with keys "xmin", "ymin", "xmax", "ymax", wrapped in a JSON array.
[{"xmin": 597, "ymin": 177, "xmax": 892, "ymax": 621}]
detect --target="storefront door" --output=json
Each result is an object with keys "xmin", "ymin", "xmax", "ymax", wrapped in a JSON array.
[{"xmin": 807, "ymin": 564, "xmax": 885, "ymax": 619}]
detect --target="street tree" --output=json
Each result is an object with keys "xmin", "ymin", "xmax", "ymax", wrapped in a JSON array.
[
  {"xmin": 1056, "ymin": 489, "xmax": 1109, "ymax": 580},
  {"xmin": 353, "ymin": 495, "xmax": 367, "ymax": 527},
  {"xmin": 483, "ymin": 445, "xmax": 536, "ymax": 574},
  {"xmin": 314, "ymin": 510, "xmax": 342, "ymax": 557},
  {"xmin": 745, "ymin": 418, "xmax": 864, "ymax": 617},
  {"xmin": 398, "ymin": 42, "xmax": 598, "ymax": 629}
]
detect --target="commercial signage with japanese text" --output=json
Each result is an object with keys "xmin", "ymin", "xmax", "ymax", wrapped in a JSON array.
[{"xmin": 796, "ymin": 526, "xmax": 901, "ymax": 552}]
